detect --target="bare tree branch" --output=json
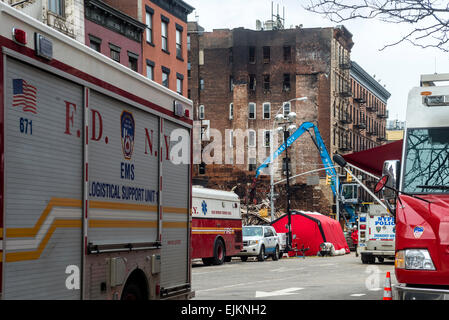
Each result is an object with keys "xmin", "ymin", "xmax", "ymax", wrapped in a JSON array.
[{"xmin": 305, "ymin": 0, "xmax": 449, "ymax": 51}]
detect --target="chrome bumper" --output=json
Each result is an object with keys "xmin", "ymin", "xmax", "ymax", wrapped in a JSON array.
[{"xmin": 394, "ymin": 284, "xmax": 449, "ymax": 300}]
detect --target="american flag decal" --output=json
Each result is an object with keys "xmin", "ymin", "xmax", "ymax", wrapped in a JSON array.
[{"xmin": 12, "ymin": 79, "xmax": 37, "ymax": 114}]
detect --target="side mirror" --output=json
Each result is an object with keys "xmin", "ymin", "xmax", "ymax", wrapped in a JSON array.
[
  {"xmin": 377, "ymin": 160, "xmax": 401, "ymax": 217},
  {"xmin": 374, "ymin": 175, "xmax": 389, "ymax": 193},
  {"xmin": 382, "ymin": 160, "xmax": 400, "ymax": 190}
]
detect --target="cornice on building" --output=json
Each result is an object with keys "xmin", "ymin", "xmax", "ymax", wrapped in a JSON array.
[
  {"xmin": 85, "ymin": 0, "xmax": 146, "ymax": 42},
  {"xmin": 150, "ymin": 0, "xmax": 194, "ymax": 22},
  {"xmin": 351, "ymin": 60, "xmax": 391, "ymax": 103}
]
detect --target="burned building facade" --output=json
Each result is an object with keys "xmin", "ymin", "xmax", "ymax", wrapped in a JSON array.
[{"xmin": 188, "ymin": 22, "xmax": 388, "ymax": 215}]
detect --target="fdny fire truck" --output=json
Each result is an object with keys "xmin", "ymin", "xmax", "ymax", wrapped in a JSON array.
[
  {"xmin": 0, "ymin": 3, "xmax": 193, "ymax": 299},
  {"xmin": 191, "ymin": 187, "xmax": 242, "ymax": 265}
]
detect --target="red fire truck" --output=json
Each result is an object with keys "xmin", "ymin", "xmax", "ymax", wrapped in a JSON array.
[
  {"xmin": 191, "ymin": 187, "xmax": 242, "ymax": 265},
  {"xmin": 0, "ymin": 3, "xmax": 193, "ymax": 299},
  {"xmin": 375, "ymin": 73, "xmax": 449, "ymax": 299}
]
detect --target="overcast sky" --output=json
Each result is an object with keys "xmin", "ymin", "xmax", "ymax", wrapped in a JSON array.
[{"xmin": 186, "ymin": 0, "xmax": 449, "ymax": 121}]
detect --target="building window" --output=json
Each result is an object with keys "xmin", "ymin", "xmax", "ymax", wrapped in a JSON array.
[
  {"xmin": 176, "ymin": 73, "xmax": 184, "ymax": 95},
  {"xmin": 187, "ymin": 62, "xmax": 191, "ymax": 78},
  {"xmin": 88, "ymin": 35, "xmax": 101, "ymax": 52},
  {"xmin": 283, "ymin": 74, "xmax": 291, "ymax": 91},
  {"xmin": 146, "ymin": 59, "xmax": 155, "ymax": 80},
  {"xmin": 199, "ymin": 78, "xmax": 204, "ymax": 90},
  {"xmin": 187, "ymin": 35, "xmax": 191, "ymax": 51},
  {"xmin": 283, "ymin": 45, "xmax": 291, "ymax": 61},
  {"xmin": 249, "ymin": 46, "xmax": 255, "ymax": 63},
  {"xmin": 176, "ymin": 78, "xmax": 182, "ymax": 94},
  {"xmin": 248, "ymin": 102, "xmax": 256, "ymax": 119},
  {"xmin": 199, "ymin": 105, "xmax": 205, "ymax": 120},
  {"xmin": 263, "ymin": 102, "xmax": 270, "ymax": 119},
  {"xmin": 176, "ymin": 25, "xmax": 183, "ymax": 59},
  {"xmin": 109, "ymin": 43, "xmax": 121, "ymax": 63},
  {"xmin": 249, "ymin": 157, "xmax": 257, "ymax": 171},
  {"xmin": 145, "ymin": 7, "xmax": 153, "ymax": 44},
  {"xmin": 248, "ymin": 130, "xmax": 256, "ymax": 147},
  {"xmin": 161, "ymin": 19, "xmax": 169, "ymax": 52},
  {"xmin": 48, "ymin": 0, "xmax": 64, "ymax": 16},
  {"xmin": 264, "ymin": 130, "xmax": 271, "ymax": 147},
  {"xmin": 283, "ymin": 102, "xmax": 291, "ymax": 117},
  {"xmin": 162, "ymin": 66, "xmax": 170, "ymax": 88},
  {"xmin": 263, "ymin": 46, "xmax": 270, "ymax": 63},
  {"xmin": 128, "ymin": 51, "xmax": 139, "ymax": 72},
  {"xmin": 249, "ymin": 74, "xmax": 256, "ymax": 91},
  {"xmin": 230, "ymin": 76, "xmax": 234, "ymax": 92},
  {"xmin": 229, "ymin": 103, "xmax": 234, "ymax": 120},
  {"xmin": 263, "ymin": 74, "xmax": 270, "ymax": 91},
  {"xmin": 229, "ymin": 130, "xmax": 234, "ymax": 147}
]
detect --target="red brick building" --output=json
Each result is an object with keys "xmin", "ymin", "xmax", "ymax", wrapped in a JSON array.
[
  {"xmin": 84, "ymin": 0, "xmax": 146, "ymax": 73},
  {"xmin": 102, "ymin": 0, "xmax": 194, "ymax": 96},
  {"xmin": 188, "ymin": 22, "xmax": 389, "ymax": 214}
]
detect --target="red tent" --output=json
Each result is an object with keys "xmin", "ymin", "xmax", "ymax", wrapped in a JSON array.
[
  {"xmin": 342, "ymin": 139, "xmax": 403, "ymax": 177},
  {"xmin": 271, "ymin": 211, "xmax": 349, "ymax": 256}
]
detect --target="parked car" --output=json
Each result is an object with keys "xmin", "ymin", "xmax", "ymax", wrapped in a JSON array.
[
  {"xmin": 276, "ymin": 232, "xmax": 287, "ymax": 258},
  {"xmin": 237, "ymin": 225, "xmax": 281, "ymax": 262}
]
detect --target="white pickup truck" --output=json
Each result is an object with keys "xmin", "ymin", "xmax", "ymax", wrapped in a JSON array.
[{"xmin": 237, "ymin": 225, "xmax": 281, "ymax": 262}]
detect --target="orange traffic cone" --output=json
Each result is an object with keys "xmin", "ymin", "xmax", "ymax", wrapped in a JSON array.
[{"xmin": 383, "ymin": 272, "xmax": 392, "ymax": 300}]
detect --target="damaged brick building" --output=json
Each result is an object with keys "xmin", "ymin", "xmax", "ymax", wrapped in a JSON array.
[{"xmin": 187, "ymin": 21, "xmax": 389, "ymax": 216}]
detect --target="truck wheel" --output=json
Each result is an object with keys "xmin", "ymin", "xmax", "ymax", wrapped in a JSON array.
[
  {"xmin": 121, "ymin": 283, "xmax": 143, "ymax": 300},
  {"xmin": 240, "ymin": 256, "xmax": 248, "ymax": 262},
  {"xmin": 361, "ymin": 254, "xmax": 369, "ymax": 264},
  {"xmin": 212, "ymin": 239, "xmax": 226, "ymax": 265},
  {"xmin": 257, "ymin": 245, "xmax": 265, "ymax": 262},
  {"xmin": 377, "ymin": 257, "xmax": 384, "ymax": 263},
  {"xmin": 272, "ymin": 246, "xmax": 280, "ymax": 261},
  {"xmin": 202, "ymin": 258, "xmax": 213, "ymax": 266},
  {"xmin": 224, "ymin": 256, "xmax": 232, "ymax": 262},
  {"xmin": 368, "ymin": 255, "xmax": 376, "ymax": 264}
]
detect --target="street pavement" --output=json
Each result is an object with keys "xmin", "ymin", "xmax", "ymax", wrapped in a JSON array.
[{"xmin": 191, "ymin": 252, "xmax": 396, "ymax": 300}]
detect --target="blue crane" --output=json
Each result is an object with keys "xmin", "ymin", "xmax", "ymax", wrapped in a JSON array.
[{"xmin": 252, "ymin": 121, "xmax": 356, "ymax": 224}]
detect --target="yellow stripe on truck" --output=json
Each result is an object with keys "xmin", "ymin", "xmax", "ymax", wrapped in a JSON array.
[
  {"xmin": 6, "ymin": 198, "xmax": 82, "ymax": 238},
  {"xmin": 89, "ymin": 201, "xmax": 158, "ymax": 212},
  {"xmin": 5, "ymin": 219, "xmax": 82, "ymax": 263},
  {"xmin": 89, "ymin": 220, "xmax": 157, "ymax": 228}
]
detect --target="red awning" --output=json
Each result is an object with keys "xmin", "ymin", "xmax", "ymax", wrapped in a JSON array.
[{"xmin": 342, "ymin": 140, "xmax": 403, "ymax": 177}]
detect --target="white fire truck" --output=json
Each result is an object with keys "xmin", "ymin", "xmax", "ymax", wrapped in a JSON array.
[{"xmin": 0, "ymin": 3, "xmax": 192, "ymax": 299}]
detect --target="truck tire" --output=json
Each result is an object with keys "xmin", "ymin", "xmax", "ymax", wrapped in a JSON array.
[
  {"xmin": 121, "ymin": 283, "xmax": 143, "ymax": 300},
  {"xmin": 224, "ymin": 256, "xmax": 232, "ymax": 262},
  {"xmin": 212, "ymin": 239, "xmax": 226, "ymax": 265},
  {"xmin": 377, "ymin": 257, "xmax": 384, "ymax": 263},
  {"xmin": 240, "ymin": 256, "xmax": 248, "ymax": 262},
  {"xmin": 361, "ymin": 254, "xmax": 369, "ymax": 264},
  {"xmin": 257, "ymin": 245, "xmax": 265, "ymax": 262},
  {"xmin": 202, "ymin": 258, "xmax": 213, "ymax": 266},
  {"xmin": 272, "ymin": 245, "xmax": 280, "ymax": 261}
]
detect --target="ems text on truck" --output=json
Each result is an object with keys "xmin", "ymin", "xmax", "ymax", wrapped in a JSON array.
[
  {"xmin": 375, "ymin": 73, "xmax": 449, "ymax": 300},
  {"xmin": 191, "ymin": 187, "xmax": 242, "ymax": 265},
  {"xmin": 0, "ymin": 3, "xmax": 193, "ymax": 300}
]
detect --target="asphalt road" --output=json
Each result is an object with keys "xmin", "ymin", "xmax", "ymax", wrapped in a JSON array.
[{"xmin": 191, "ymin": 252, "xmax": 396, "ymax": 300}]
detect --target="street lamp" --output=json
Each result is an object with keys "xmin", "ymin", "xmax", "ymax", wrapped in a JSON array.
[{"xmin": 269, "ymin": 97, "xmax": 307, "ymax": 252}]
